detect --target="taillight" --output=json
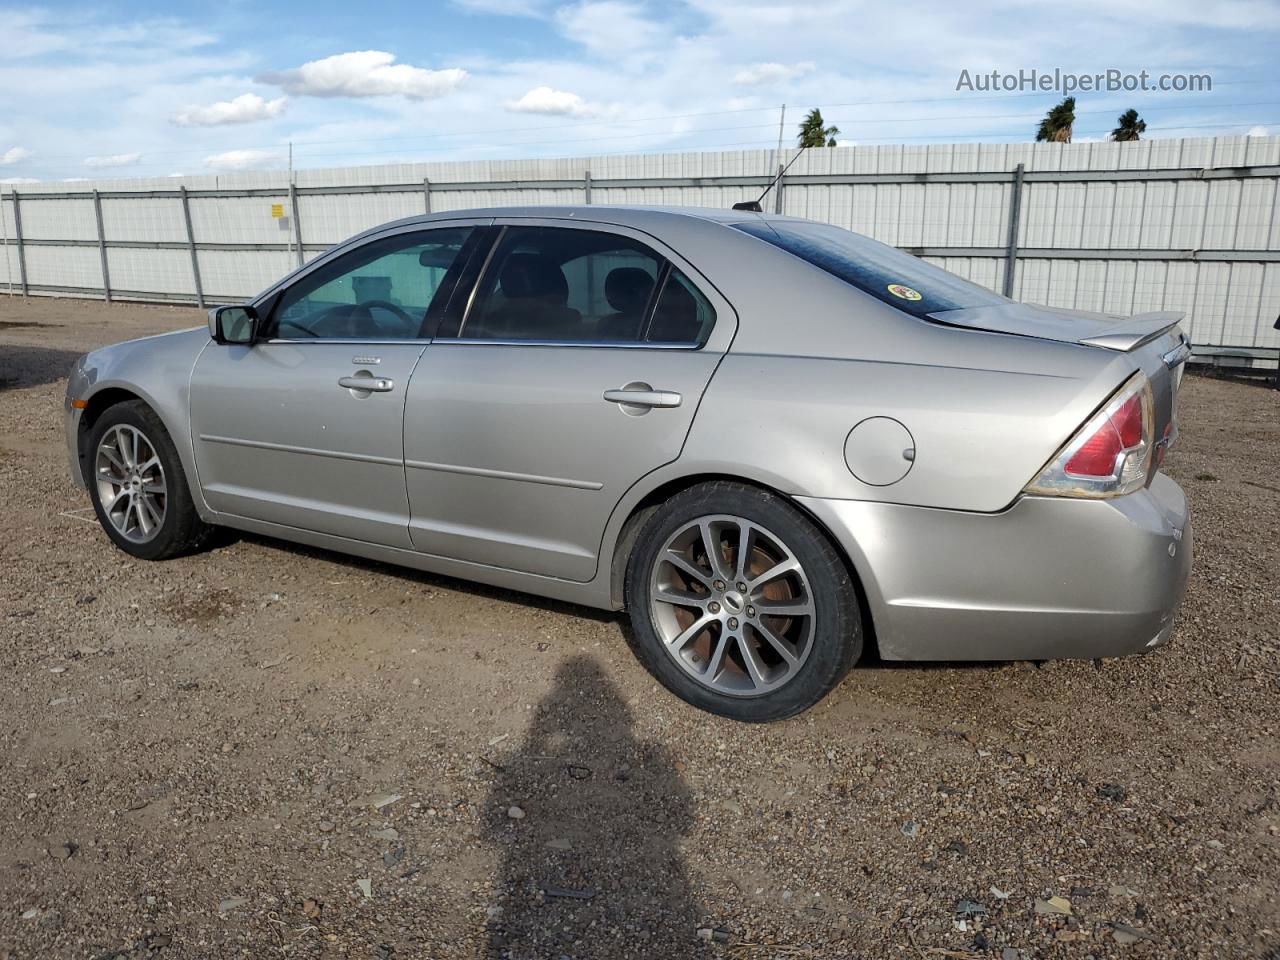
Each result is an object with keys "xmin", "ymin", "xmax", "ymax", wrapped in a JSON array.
[{"xmin": 1025, "ymin": 372, "xmax": 1154, "ymax": 498}]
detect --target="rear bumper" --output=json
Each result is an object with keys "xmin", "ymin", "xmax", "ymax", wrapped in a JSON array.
[{"xmin": 798, "ymin": 472, "xmax": 1192, "ymax": 661}]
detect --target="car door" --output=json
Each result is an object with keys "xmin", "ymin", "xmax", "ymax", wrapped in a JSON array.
[
  {"xmin": 189, "ymin": 221, "xmax": 484, "ymax": 547},
  {"xmin": 403, "ymin": 219, "xmax": 736, "ymax": 581}
]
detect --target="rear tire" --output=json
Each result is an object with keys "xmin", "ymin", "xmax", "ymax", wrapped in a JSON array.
[
  {"xmin": 86, "ymin": 400, "xmax": 213, "ymax": 561},
  {"xmin": 624, "ymin": 481, "xmax": 861, "ymax": 722}
]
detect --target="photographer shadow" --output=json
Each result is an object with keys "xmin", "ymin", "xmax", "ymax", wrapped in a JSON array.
[{"xmin": 483, "ymin": 654, "xmax": 711, "ymax": 958}]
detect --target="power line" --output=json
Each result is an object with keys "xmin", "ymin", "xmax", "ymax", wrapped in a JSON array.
[
  {"xmin": 292, "ymin": 118, "xmax": 1279, "ymax": 163},
  {"xmin": 20, "ymin": 87, "xmax": 1278, "ymax": 164},
  {"xmin": 24, "ymin": 102, "xmax": 1278, "ymax": 170}
]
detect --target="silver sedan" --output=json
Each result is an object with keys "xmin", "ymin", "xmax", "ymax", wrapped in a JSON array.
[{"xmin": 64, "ymin": 206, "xmax": 1192, "ymax": 721}]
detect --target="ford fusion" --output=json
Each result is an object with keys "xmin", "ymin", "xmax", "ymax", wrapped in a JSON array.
[{"xmin": 65, "ymin": 206, "xmax": 1192, "ymax": 721}]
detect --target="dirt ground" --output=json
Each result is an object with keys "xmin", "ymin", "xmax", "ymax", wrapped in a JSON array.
[{"xmin": 0, "ymin": 295, "xmax": 1277, "ymax": 960}]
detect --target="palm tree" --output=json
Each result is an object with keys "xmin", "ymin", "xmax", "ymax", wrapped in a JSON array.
[
  {"xmin": 797, "ymin": 108, "xmax": 839, "ymax": 147},
  {"xmin": 1036, "ymin": 97, "xmax": 1076, "ymax": 143},
  {"xmin": 1111, "ymin": 108, "xmax": 1147, "ymax": 141}
]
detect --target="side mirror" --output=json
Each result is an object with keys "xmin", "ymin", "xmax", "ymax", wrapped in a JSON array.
[{"xmin": 209, "ymin": 305, "xmax": 258, "ymax": 345}]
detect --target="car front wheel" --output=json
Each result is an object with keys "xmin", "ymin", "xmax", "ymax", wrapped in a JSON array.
[
  {"xmin": 624, "ymin": 481, "xmax": 862, "ymax": 722},
  {"xmin": 87, "ymin": 400, "xmax": 213, "ymax": 561}
]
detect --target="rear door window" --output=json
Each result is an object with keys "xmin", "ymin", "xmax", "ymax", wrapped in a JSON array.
[
  {"xmin": 732, "ymin": 220, "xmax": 1007, "ymax": 318},
  {"xmin": 462, "ymin": 226, "xmax": 663, "ymax": 342},
  {"xmin": 454, "ymin": 225, "xmax": 715, "ymax": 346},
  {"xmin": 646, "ymin": 268, "xmax": 716, "ymax": 344}
]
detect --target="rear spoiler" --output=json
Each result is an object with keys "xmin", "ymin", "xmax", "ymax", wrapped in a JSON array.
[{"xmin": 1078, "ymin": 312, "xmax": 1184, "ymax": 352}]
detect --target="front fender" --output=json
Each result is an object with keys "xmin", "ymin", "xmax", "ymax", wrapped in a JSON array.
[{"xmin": 68, "ymin": 327, "xmax": 214, "ymax": 519}]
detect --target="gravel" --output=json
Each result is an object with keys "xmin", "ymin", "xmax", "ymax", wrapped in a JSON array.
[{"xmin": 1, "ymin": 296, "xmax": 1278, "ymax": 958}]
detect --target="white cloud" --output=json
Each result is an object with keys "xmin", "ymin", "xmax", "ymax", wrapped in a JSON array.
[
  {"xmin": 63, "ymin": 177, "xmax": 89, "ymax": 182},
  {"xmin": 174, "ymin": 93, "xmax": 288, "ymax": 126},
  {"xmin": 258, "ymin": 51, "xmax": 466, "ymax": 100},
  {"xmin": 204, "ymin": 149, "xmax": 283, "ymax": 171},
  {"xmin": 1247, "ymin": 125, "xmax": 1269, "ymax": 137},
  {"xmin": 1, "ymin": 146, "xmax": 32, "ymax": 166},
  {"xmin": 733, "ymin": 61, "xmax": 815, "ymax": 86},
  {"xmin": 84, "ymin": 153, "xmax": 142, "ymax": 168},
  {"xmin": 504, "ymin": 86, "xmax": 595, "ymax": 116},
  {"xmin": 556, "ymin": 2, "xmax": 662, "ymax": 54},
  {"xmin": 0, "ymin": 177, "xmax": 40, "ymax": 184}
]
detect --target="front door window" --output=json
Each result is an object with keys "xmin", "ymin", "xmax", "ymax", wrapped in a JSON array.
[{"xmin": 266, "ymin": 227, "xmax": 473, "ymax": 340}]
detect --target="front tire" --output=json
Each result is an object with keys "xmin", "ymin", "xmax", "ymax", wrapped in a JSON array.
[
  {"xmin": 624, "ymin": 481, "xmax": 861, "ymax": 722},
  {"xmin": 86, "ymin": 400, "xmax": 213, "ymax": 561}
]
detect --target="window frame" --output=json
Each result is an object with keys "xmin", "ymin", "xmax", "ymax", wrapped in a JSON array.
[
  {"xmin": 251, "ymin": 219, "xmax": 493, "ymax": 345},
  {"xmin": 441, "ymin": 220, "xmax": 721, "ymax": 350}
]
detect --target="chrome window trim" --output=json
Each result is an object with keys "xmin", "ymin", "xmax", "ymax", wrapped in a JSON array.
[
  {"xmin": 260, "ymin": 338, "xmax": 432, "ymax": 346},
  {"xmin": 438, "ymin": 338, "xmax": 704, "ymax": 351}
]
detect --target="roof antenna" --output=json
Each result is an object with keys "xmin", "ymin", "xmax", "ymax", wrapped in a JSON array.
[{"xmin": 732, "ymin": 145, "xmax": 808, "ymax": 213}]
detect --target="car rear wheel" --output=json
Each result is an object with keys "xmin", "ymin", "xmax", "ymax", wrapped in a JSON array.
[
  {"xmin": 624, "ymin": 481, "xmax": 861, "ymax": 722},
  {"xmin": 87, "ymin": 400, "xmax": 213, "ymax": 561}
]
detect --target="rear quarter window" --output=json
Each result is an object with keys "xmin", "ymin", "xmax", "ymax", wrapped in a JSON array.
[{"xmin": 732, "ymin": 220, "xmax": 1007, "ymax": 319}]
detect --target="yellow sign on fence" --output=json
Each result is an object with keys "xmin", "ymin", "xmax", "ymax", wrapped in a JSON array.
[{"xmin": 270, "ymin": 203, "xmax": 284, "ymax": 219}]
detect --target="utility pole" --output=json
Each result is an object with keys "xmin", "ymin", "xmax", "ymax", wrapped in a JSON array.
[
  {"xmin": 287, "ymin": 141, "xmax": 294, "ymax": 264},
  {"xmin": 774, "ymin": 104, "xmax": 787, "ymax": 177}
]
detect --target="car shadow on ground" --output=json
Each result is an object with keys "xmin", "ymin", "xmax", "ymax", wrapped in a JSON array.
[
  {"xmin": 481, "ymin": 653, "xmax": 714, "ymax": 957},
  {"xmin": 0, "ymin": 342, "xmax": 82, "ymax": 391},
  {"xmin": 233, "ymin": 532, "xmax": 620, "ymax": 623},
  {"xmin": 232, "ymin": 533, "xmax": 1014, "ymax": 675}
]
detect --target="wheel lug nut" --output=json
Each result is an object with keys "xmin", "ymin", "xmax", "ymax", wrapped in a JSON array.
[
  {"xmin": 736, "ymin": 581, "xmax": 747, "ymax": 592},
  {"xmin": 708, "ymin": 601, "xmax": 721, "ymax": 614},
  {"xmin": 727, "ymin": 617, "xmax": 739, "ymax": 629},
  {"xmin": 713, "ymin": 580, "xmax": 725, "ymax": 591},
  {"xmin": 746, "ymin": 605, "xmax": 755, "ymax": 617}
]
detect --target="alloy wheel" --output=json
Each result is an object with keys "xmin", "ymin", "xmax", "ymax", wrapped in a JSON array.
[
  {"xmin": 648, "ymin": 514, "xmax": 816, "ymax": 697},
  {"xmin": 95, "ymin": 424, "xmax": 167, "ymax": 544}
]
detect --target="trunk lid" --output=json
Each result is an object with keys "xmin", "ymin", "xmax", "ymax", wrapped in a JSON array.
[
  {"xmin": 929, "ymin": 302, "xmax": 1190, "ymax": 479},
  {"xmin": 927, "ymin": 302, "xmax": 1184, "ymax": 352}
]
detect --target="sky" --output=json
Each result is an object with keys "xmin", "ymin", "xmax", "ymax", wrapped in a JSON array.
[{"xmin": 2, "ymin": 0, "xmax": 1279, "ymax": 182}]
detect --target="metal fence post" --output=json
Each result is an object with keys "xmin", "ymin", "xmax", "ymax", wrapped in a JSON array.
[
  {"xmin": 423, "ymin": 177, "xmax": 432, "ymax": 214},
  {"xmin": 11, "ymin": 190, "xmax": 28, "ymax": 297},
  {"xmin": 289, "ymin": 183, "xmax": 304, "ymax": 267},
  {"xmin": 1002, "ymin": 162, "xmax": 1025, "ymax": 298},
  {"xmin": 92, "ymin": 189, "xmax": 112, "ymax": 303},
  {"xmin": 179, "ymin": 186, "xmax": 205, "ymax": 309},
  {"xmin": 584, "ymin": 170, "xmax": 592, "ymax": 205},
  {"xmin": 773, "ymin": 163, "xmax": 785, "ymax": 214},
  {"xmin": 0, "ymin": 185, "xmax": 11, "ymax": 297}
]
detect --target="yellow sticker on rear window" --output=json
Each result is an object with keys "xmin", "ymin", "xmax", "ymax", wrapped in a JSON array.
[{"xmin": 887, "ymin": 283, "xmax": 922, "ymax": 301}]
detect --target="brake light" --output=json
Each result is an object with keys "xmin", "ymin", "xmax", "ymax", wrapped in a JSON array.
[{"xmin": 1025, "ymin": 373, "xmax": 1154, "ymax": 498}]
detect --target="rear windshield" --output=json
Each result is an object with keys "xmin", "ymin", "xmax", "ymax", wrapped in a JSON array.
[{"xmin": 732, "ymin": 220, "xmax": 1007, "ymax": 319}]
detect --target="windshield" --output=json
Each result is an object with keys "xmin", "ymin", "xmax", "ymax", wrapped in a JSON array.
[{"xmin": 732, "ymin": 220, "xmax": 1008, "ymax": 319}]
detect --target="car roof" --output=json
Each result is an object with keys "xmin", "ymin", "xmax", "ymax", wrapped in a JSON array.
[{"xmin": 365, "ymin": 204, "xmax": 809, "ymax": 235}]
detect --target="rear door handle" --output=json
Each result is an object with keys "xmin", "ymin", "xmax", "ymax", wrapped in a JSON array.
[
  {"xmin": 339, "ymin": 376, "xmax": 395, "ymax": 392},
  {"xmin": 603, "ymin": 387, "xmax": 682, "ymax": 408}
]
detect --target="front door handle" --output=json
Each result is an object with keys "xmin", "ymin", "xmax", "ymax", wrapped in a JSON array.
[
  {"xmin": 339, "ymin": 375, "xmax": 394, "ymax": 392},
  {"xmin": 603, "ymin": 387, "xmax": 682, "ymax": 409}
]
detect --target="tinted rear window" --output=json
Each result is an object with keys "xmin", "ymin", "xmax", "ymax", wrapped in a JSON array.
[{"xmin": 732, "ymin": 220, "xmax": 1007, "ymax": 319}]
